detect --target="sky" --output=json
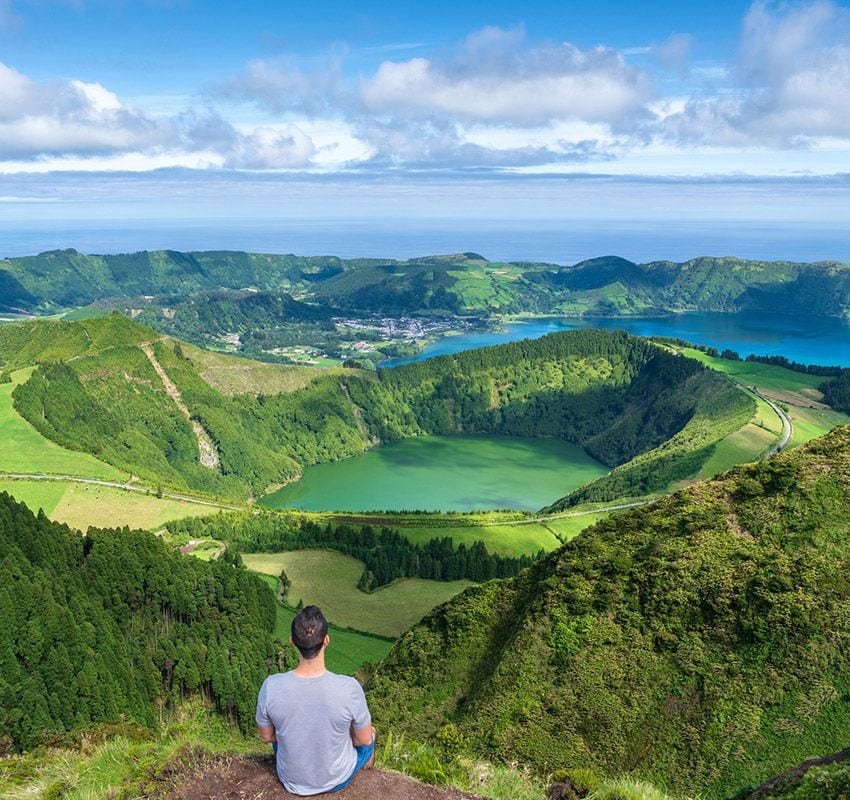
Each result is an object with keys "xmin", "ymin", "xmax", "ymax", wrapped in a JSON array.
[{"xmin": 0, "ymin": 0, "xmax": 849, "ymax": 235}]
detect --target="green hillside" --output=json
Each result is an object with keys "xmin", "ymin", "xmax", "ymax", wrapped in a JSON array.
[
  {"xmin": 367, "ymin": 425, "xmax": 850, "ymax": 799},
  {"xmin": 0, "ymin": 491, "xmax": 282, "ymax": 752},
  {"xmin": 3, "ymin": 317, "xmax": 753, "ymax": 508},
  {"xmin": 4, "ymin": 249, "xmax": 850, "ymax": 319}
]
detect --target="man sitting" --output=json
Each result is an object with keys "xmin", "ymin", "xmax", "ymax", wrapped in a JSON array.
[{"xmin": 256, "ymin": 605, "xmax": 375, "ymax": 795}]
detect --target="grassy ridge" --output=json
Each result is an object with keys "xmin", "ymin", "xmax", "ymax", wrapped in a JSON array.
[
  {"xmin": 367, "ymin": 425, "xmax": 850, "ymax": 798},
  {"xmin": 0, "ymin": 368, "xmax": 124, "ymax": 480},
  {"xmin": 4, "ymin": 249, "xmax": 850, "ymax": 319}
]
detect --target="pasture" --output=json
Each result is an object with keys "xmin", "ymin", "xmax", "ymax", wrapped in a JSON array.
[
  {"xmin": 682, "ymin": 348, "xmax": 824, "ymax": 399},
  {"xmin": 682, "ymin": 348, "xmax": 850, "ymax": 452},
  {"xmin": 0, "ymin": 479, "xmax": 221, "ymax": 531},
  {"xmin": 243, "ymin": 549, "xmax": 473, "ymax": 637},
  {"xmin": 399, "ymin": 520, "xmax": 559, "ymax": 556},
  {"xmin": 185, "ymin": 341, "xmax": 349, "ymax": 396}
]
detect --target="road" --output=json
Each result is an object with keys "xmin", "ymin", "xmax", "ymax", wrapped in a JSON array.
[
  {"xmin": 0, "ymin": 472, "xmax": 241, "ymax": 510},
  {"xmin": 754, "ymin": 390, "xmax": 793, "ymax": 456},
  {"xmin": 483, "ymin": 500, "xmax": 654, "ymax": 527}
]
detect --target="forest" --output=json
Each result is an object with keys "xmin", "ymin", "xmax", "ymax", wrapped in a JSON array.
[{"xmin": 0, "ymin": 492, "xmax": 284, "ymax": 752}]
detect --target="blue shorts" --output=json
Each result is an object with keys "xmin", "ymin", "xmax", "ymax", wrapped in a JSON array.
[
  {"xmin": 270, "ymin": 739, "xmax": 375, "ymax": 794},
  {"xmin": 330, "ymin": 739, "xmax": 375, "ymax": 793}
]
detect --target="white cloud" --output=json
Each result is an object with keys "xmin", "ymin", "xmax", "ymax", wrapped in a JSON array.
[
  {"xmin": 652, "ymin": 33, "xmax": 694, "ymax": 70},
  {"xmin": 0, "ymin": 62, "xmax": 174, "ymax": 158},
  {"xmin": 360, "ymin": 29, "xmax": 648, "ymax": 125},
  {"xmin": 222, "ymin": 125, "xmax": 315, "ymax": 169},
  {"xmin": 0, "ymin": 63, "xmax": 332, "ymax": 171},
  {"xmin": 3, "ymin": 5, "xmax": 850, "ymax": 176},
  {"xmin": 658, "ymin": 1, "xmax": 850, "ymax": 146}
]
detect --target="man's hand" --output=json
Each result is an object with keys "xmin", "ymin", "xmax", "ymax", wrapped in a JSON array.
[{"xmin": 258, "ymin": 724, "xmax": 276, "ymax": 744}]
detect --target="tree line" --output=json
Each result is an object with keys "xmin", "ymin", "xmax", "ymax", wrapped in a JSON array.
[{"xmin": 168, "ymin": 512, "xmax": 543, "ymax": 589}]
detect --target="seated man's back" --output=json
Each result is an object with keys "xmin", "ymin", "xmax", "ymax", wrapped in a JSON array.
[
  {"xmin": 256, "ymin": 606, "xmax": 374, "ymax": 796},
  {"xmin": 257, "ymin": 670, "xmax": 370, "ymax": 794}
]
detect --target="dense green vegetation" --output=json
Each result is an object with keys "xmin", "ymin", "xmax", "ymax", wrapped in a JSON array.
[
  {"xmin": 168, "ymin": 512, "xmax": 541, "ymax": 587},
  {"xmin": 0, "ymin": 491, "xmax": 282, "ymax": 752},
  {"xmin": 4, "ymin": 318, "xmax": 752, "ymax": 508},
  {"xmin": 4, "ymin": 249, "xmax": 850, "ymax": 320},
  {"xmin": 367, "ymin": 425, "xmax": 850, "ymax": 799},
  {"xmin": 0, "ymin": 366, "xmax": 125, "ymax": 481},
  {"xmin": 821, "ymin": 371, "xmax": 850, "ymax": 414}
]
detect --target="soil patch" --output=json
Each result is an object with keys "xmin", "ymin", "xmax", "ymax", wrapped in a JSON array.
[{"xmin": 140, "ymin": 749, "xmax": 485, "ymax": 800}]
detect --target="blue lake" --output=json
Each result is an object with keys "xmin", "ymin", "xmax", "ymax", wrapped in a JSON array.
[{"xmin": 382, "ymin": 311, "xmax": 850, "ymax": 368}]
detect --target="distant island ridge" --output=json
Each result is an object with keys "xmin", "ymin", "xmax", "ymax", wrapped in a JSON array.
[{"xmin": 3, "ymin": 248, "xmax": 850, "ymax": 368}]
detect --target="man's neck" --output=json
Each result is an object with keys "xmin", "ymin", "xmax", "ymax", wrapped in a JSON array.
[{"xmin": 293, "ymin": 653, "xmax": 327, "ymax": 678}]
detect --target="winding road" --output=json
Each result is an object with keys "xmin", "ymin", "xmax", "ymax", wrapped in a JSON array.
[{"xmin": 754, "ymin": 389, "xmax": 793, "ymax": 456}]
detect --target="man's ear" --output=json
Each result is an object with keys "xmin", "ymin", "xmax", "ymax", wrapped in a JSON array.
[
  {"xmin": 289, "ymin": 637, "xmax": 295, "ymax": 647},
  {"xmin": 324, "ymin": 634, "xmax": 330, "ymax": 647}
]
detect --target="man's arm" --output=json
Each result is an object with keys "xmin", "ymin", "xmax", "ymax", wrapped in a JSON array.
[
  {"xmin": 258, "ymin": 724, "xmax": 276, "ymax": 743},
  {"xmin": 351, "ymin": 722, "xmax": 374, "ymax": 747}
]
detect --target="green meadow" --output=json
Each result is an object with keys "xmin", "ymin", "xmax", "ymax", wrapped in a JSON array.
[
  {"xmin": 681, "ymin": 348, "xmax": 850, "ymax": 453},
  {"xmin": 682, "ymin": 348, "xmax": 824, "ymax": 397},
  {"xmin": 243, "ymin": 550, "xmax": 473, "ymax": 637},
  {"xmin": 399, "ymin": 520, "xmax": 559, "ymax": 555},
  {"xmin": 0, "ymin": 479, "xmax": 221, "ymax": 530}
]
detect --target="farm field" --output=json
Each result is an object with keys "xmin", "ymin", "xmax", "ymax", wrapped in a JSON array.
[
  {"xmin": 0, "ymin": 368, "xmax": 125, "ymax": 480},
  {"xmin": 696, "ymin": 394, "xmax": 783, "ymax": 478},
  {"xmin": 243, "ymin": 549, "xmax": 473, "ymax": 637},
  {"xmin": 0, "ymin": 479, "xmax": 220, "ymax": 530},
  {"xmin": 682, "ymin": 348, "xmax": 849, "ymax": 454},
  {"xmin": 184, "ymin": 341, "xmax": 349, "ymax": 396},
  {"xmin": 544, "ymin": 511, "xmax": 611, "ymax": 542},
  {"xmin": 681, "ymin": 348, "xmax": 824, "ymax": 398},
  {"xmin": 787, "ymin": 404, "xmax": 850, "ymax": 447}
]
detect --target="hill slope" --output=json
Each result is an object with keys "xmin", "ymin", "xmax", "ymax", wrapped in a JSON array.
[{"xmin": 367, "ymin": 425, "xmax": 850, "ymax": 798}]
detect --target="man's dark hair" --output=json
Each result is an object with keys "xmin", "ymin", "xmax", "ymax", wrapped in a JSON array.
[{"xmin": 291, "ymin": 605, "xmax": 329, "ymax": 659}]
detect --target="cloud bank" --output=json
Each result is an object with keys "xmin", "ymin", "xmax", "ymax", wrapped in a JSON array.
[{"xmin": 1, "ymin": 1, "xmax": 849, "ymax": 175}]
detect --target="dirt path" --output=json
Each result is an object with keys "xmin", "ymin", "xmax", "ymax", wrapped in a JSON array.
[
  {"xmin": 140, "ymin": 752, "xmax": 485, "ymax": 800},
  {"xmin": 0, "ymin": 472, "xmax": 241, "ymax": 511},
  {"xmin": 140, "ymin": 342, "xmax": 221, "ymax": 470}
]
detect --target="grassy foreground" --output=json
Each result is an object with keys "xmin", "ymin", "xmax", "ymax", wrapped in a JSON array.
[
  {"xmin": 243, "ymin": 550, "xmax": 474, "ymax": 637},
  {"xmin": 0, "ymin": 701, "xmax": 678, "ymax": 800}
]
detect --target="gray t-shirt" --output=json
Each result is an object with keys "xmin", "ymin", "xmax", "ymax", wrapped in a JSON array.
[{"xmin": 256, "ymin": 671, "xmax": 372, "ymax": 796}]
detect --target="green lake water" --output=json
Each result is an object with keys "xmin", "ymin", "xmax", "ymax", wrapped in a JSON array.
[{"xmin": 260, "ymin": 434, "xmax": 608, "ymax": 512}]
